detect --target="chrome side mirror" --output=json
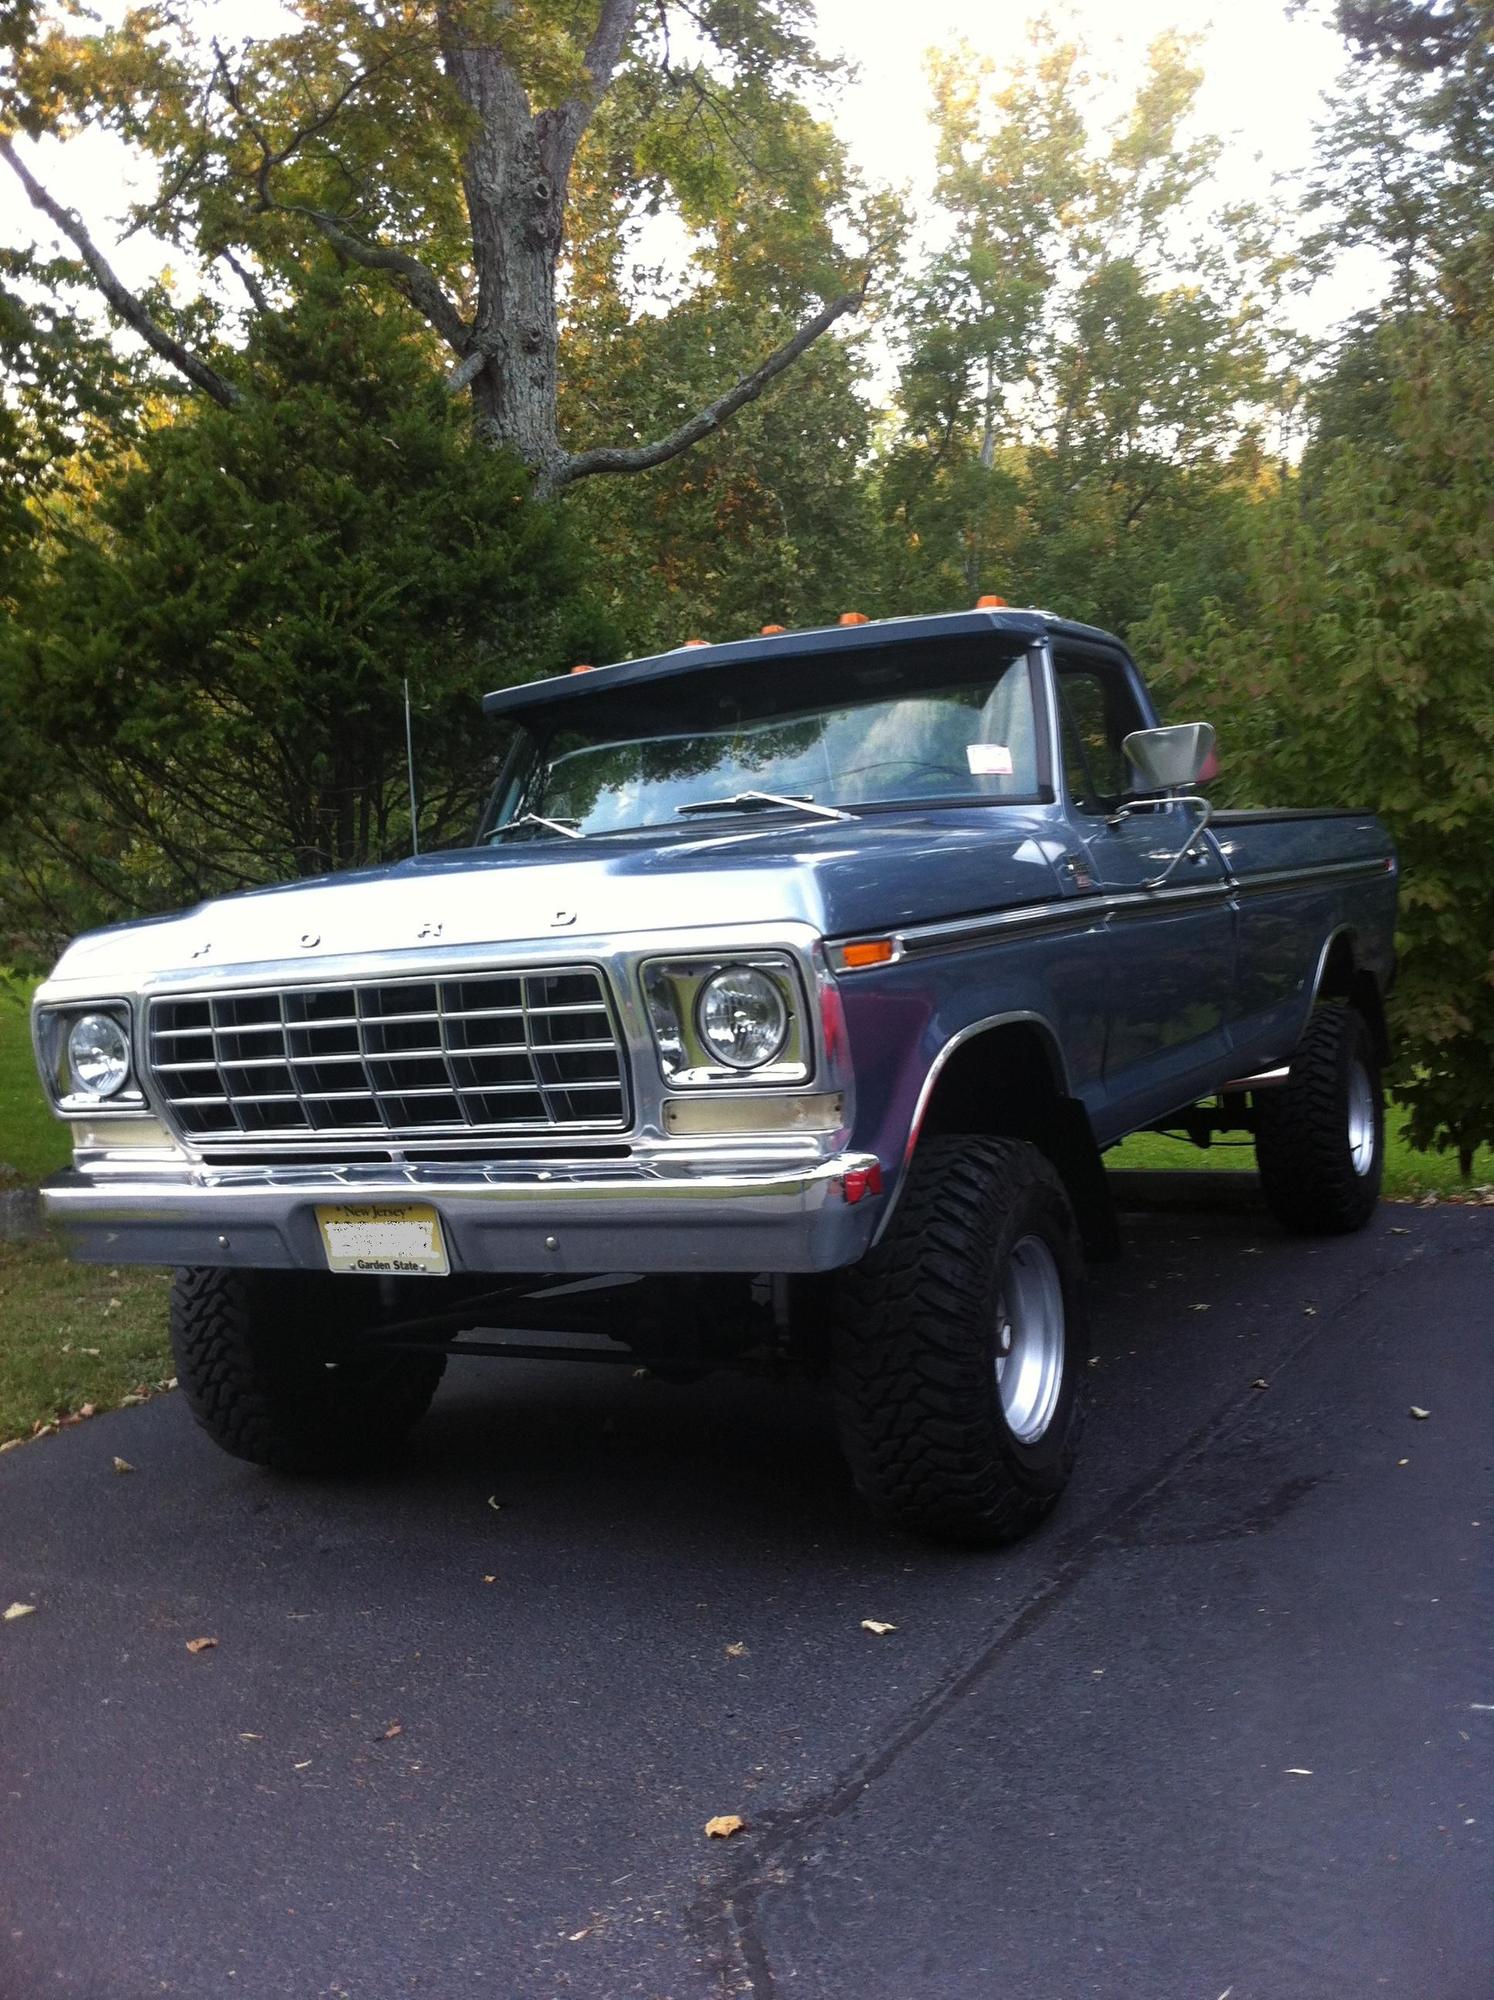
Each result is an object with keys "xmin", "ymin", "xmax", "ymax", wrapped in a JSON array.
[
  {"xmin": 1122, "ymin": 722, "xmax": 1216, "ymax": 794},
  {"xmin": 1112, "ymin": 722, "xmax": 1217, "ymax": 889}
]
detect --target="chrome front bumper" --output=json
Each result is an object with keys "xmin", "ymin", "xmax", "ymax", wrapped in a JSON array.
[{"xmin": 41, "ymin": 1150, "xmax": 886, "ymax": 1275}]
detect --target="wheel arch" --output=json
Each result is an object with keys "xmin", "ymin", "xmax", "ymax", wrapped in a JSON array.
[
  {"xmin": 1310, "ymin": 927, "xmax": 1390, "ymax": 1064},
  {"xmin": 885, "ymin": 1012, "xmax": 1118, "ymax": 1259}
]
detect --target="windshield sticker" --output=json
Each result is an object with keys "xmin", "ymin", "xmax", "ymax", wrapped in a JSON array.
[{"xmin": 967, "ymin": 744, "xmax": 1015, "ymax": 776}]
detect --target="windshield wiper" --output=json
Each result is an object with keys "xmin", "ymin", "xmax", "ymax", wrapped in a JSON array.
[
  {"xmin": 495, "ymin": 812, "xmax": 584, "ymax": 841},
  {"xmin": 675, "ymin": 789, "xmax": 857, "ymax": 824}
]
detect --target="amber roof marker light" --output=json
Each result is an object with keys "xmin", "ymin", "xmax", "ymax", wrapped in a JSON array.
[
  {"xmin": 838, "ymin": 611, "xmax": 869, "ymax": 626},
  {"xmin": 976, "ymin": 594, "xmax": 1009, "ymax": 609},
  {"xmin": 760, "ymin": 624, "xmax": 786, "ymax": 635}
]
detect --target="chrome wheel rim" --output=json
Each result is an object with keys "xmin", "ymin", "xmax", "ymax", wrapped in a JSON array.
[
  {"xmin": 995, "ymin": 1235, "xmax": 1066, "ymax": 1444},
  {"xmin": 1347, "ymin": 1059, "xmax": 1377, "ymax": 1176}
]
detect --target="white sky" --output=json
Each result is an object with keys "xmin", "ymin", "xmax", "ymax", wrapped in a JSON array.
[{"xmin": 0, "ymin": 0, "xmax": 1382, "ymax": 350}]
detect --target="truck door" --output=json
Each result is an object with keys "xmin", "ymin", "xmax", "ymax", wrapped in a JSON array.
[{"xmin": 1049, "ymin": 641, "xmax": 1235, "ymax": 1133}]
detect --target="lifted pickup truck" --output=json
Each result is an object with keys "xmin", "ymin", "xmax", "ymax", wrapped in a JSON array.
[{"xmin": 33, "ymin": 607, "xmax": 1397, "ymax": 1543}]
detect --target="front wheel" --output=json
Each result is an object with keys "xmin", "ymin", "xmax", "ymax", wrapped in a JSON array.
[
  {"xmin": 170, "ymin": 1267, "xmax": 447, "ymax": 1472},
  {"xmin": 1253, "ymin": 1002, "xmax": 1384, "ymax": 1234},
  {"xmin": 831, "ymin": 1137, "xmax": 1088, "ymax": 1547}
]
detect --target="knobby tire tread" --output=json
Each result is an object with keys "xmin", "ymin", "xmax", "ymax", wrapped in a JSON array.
[
  {"xmin": 832, "ymin": 1136, "xmax": 1086, "ymax": 1547},
  {"xmin": 1254, "ymin": 1004, "xmax": 1382, "ymax": 1235},
  {"xmin": 170, "ymin": 1267, "xmax": 446, "ymax": 1473}
]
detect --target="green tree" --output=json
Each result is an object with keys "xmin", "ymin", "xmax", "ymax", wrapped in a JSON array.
[
  {"xmin": 2, "ymin": 0, "xmax": 878, "ymax": 495},
  {"xmin": 877, "ymin": 26, "xmax": 1280, "ymax": 636},
  {"xmin": 1140, "ymin": 3, "xmax": 1494, "ymax": 1169},
  {"xmin": 555, "ymin": 89, "xmax": 888, "ymax": 647},
  {"xmin": 0, "ymin": 245, "xmax": 144, "ymax": 600},
  {"xmin": 0, "ymin": 271, "xmax": 612, "ymax": 946}
]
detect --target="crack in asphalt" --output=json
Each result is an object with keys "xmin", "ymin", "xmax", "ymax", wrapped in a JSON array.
[{"xmin": 684, "ymin": 1229, "xmax": 1461, "ymax": 1999}]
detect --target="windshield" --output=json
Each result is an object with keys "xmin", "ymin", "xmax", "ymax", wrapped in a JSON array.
[{"xmin": 482, "ymin": 638, "xmax": 1043, "ymax": 841}]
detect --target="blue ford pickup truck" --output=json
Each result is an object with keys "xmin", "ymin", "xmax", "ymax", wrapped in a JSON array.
[{"xmin": 33, "ymin": 607, "xmax": 1397, "ymax": 1543}]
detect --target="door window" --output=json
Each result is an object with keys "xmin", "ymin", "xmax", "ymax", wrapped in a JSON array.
[{"xmin": 1054, "ymin": 659, "xmax": 1148, "ymax": 815}]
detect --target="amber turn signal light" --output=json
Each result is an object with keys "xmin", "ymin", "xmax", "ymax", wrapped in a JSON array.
[{"xmin": 830, "ymin": 938, "xmax": 900, "ymax": 972}]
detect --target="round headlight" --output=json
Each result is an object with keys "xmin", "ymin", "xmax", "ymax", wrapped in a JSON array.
[
  {"xmin": 67, "ymin": 1012, "xmax": 131, "ymax": 1099},
  {"xmin": 696, "ymin": 966, "xmax": 789, "ymax": 1070}
]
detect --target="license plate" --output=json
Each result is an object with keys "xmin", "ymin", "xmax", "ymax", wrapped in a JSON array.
[{"xmin": 315, "ymin": 1203, "xmax": 450, "ymax": 1277}]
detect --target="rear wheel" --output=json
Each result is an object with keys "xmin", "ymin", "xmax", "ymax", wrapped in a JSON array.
[
  {"xmin": 1253, "ymin": 1003, "xmax": 1384, "ymax": 1234},
  {"xmin": 831, "ymin": 1137, "xmax": 1087, "ymax": 1546},
  {"xmin": 170, "ymin": 1267, "xmax": 446, "ymax": 1472}
]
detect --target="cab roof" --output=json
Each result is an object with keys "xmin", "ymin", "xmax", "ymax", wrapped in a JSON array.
[{"xmin": 480, "ymin": 606, "xmax": 1120, "ymax": 722}]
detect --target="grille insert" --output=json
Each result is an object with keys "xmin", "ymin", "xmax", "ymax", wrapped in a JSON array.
[{"xmin": 148, "ymin": 968, "xmax": 628, "ymax": 1141}]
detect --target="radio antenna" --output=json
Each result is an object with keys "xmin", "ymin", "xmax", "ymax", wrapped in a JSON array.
[{"xmin": 403, "ymin": 677, "xmax": 420, "ymax": 857}]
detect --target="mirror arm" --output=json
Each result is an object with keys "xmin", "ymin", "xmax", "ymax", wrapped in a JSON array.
[{"xmin": 1139, "ymin": 794, "xmax": 1214, "ymax": 890}]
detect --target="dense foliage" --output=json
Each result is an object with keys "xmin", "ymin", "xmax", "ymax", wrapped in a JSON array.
[
  {"xmin": 2, "ymin": 0, "xmax": 1491, "ymax": 1166},
  {"xmin": 1141, "ymin": 0, "xmax": 1494, "ymax": 1170},
  {"xmin": 0, "ymin": 273, "xmax": 611, "ymax": 929}
]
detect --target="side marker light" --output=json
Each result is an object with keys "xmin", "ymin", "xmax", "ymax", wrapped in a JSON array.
[{"xmin": 841, "ymin": 1163, "xmax": 884, "ymax": 1205}]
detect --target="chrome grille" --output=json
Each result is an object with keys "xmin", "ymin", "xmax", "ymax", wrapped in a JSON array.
[{"xmin": 147, "ymin": 968, "xmax": 629, "ymax": 1141}]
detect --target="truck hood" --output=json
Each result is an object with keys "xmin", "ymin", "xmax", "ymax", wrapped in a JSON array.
[{"xmin": 44, "ymin": 811, "xmax": 1067, "ymax": 990}]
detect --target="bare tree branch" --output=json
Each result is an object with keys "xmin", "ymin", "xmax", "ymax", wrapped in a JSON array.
[
  {"xmin": 217, "ymin": 244, "xmax": 272, "ymax": 315},
  {"xmin": 0, "ymin": 136, "xmax": 242, "ymax": 408},
  {"xmin": 538, "ymin": 0, "xmax": 641, "ymax": 186},
  {"xmin": 550, "ymin": 285, "xmax": 865, "ymax": 492},
  {"xmin": 278, "ymin": 201, "xmax": 471, "ymax": 354},
  {"xmin": 204, "ymin": 40, "xmax": 472, "ymax": 357},
  {"xmin": 444, "ymin": 347, "xmax": 489, "ymax": 394}
]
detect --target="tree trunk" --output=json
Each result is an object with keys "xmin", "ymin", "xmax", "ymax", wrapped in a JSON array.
[{"xmin": 441, "ymin": 30, "xmax": 566, "ymax": 485}]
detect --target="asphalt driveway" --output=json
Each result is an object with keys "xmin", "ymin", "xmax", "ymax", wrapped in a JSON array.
[{"xmin": 1, "ymin": 1196, "xmax": 1489, "ymax": 2000}]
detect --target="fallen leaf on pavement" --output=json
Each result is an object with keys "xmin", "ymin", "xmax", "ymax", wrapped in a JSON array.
[
  {"xmin": 379, "ymin": 1722, "xmax": 403, "ymax": 1741},
  {"xmin": 293, "ymin": 1761, "xmax": 312, "ymax": 1771},
  {"xmin": 704, "ymin": 1815, "xmax": 744, "ymax": 1839},
  {"xmin": 1251, "ymin": 1378, "xmax": 1269, "ymax": 1390},
  {"xmin": 1284, "ymin": 1767, "xmax": 1313, "ymax": 1776},
  {"xmin": 185, "ymin": 1636, "xmax": 218, "ymax": 1655},
  {"xmin": 113, "ymin": 1457, "xmax": 135, "ymax": 1475},
  {"xmin": 482, "ymin": 1574, "xmax": 496, "ymax": 1585},
  {"xmin": 861, "ymin": 1619, "xmax": 897, "ymax": 1636},
  {"xmin": 4, "ymin": 1602, "xmax": 37, "ymax": 1621},
  {"xmin": 1390, "ymin": 1226, "xmax": 1410, "ymax": 1235},
  {"xmin": 486, "ymin": 1494, "xmax": 503, "ymax": 1511},
  {"xmin": 239, "ymin": 1733, "xmax": 261, "ymax": 1741},
  {"xmin": 1190, "ymin": 1303, "xmax": 1210, "ymax": 1311},
  {"xmin": 569, "ymin": 1928, "xmax": 591, "ymax": 1942},
  {"xmin": 725, "ymin": 1641, "xmax": 748, "ymax": 1658},
  {"xmin": 1409, "ymin": 1406, "xmax": 1431, "ymax": 1420},
  {"xmin": 119, "ymin": 1394, "xmax": 146, "ymax": 1407}
]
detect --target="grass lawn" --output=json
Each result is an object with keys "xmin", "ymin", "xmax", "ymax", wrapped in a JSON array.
[
  {"xmin": 1108, "ymin": 1116, "xmax": 1494, "ymax": 1201},
  {"xmin": 0, "ymin": 989, "xmax": 69, "ymax": 1187},
  {"xmin": 0, "ymin": 1234, "xmax": 173, "ymax": 1448}
]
